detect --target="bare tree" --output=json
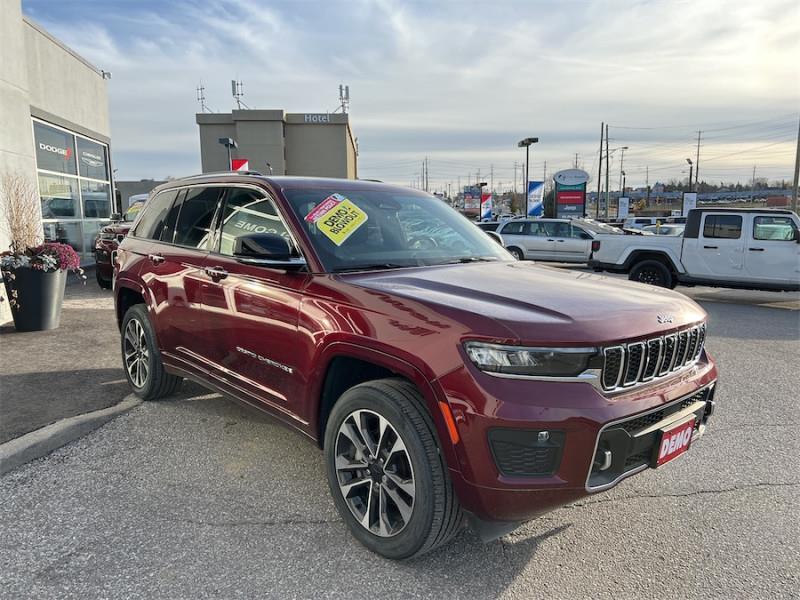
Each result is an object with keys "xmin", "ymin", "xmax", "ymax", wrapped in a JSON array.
[{"xmin": 0, "ymin": 173, "xmax": 43, "ymax": 253}]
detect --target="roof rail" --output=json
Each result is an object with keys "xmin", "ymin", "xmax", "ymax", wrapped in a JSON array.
[{"xmin": 179, "ymin": 170, "xmax": 264, "ymax": 180}]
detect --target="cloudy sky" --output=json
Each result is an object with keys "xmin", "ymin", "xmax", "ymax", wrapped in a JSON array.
[{"xmin": 22, "ymin": 0, "xmax": 800, "ymax": 192}]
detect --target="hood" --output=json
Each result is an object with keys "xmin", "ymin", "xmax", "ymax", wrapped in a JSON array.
[{"xmin": 345, "ymin": 261, "xmax": 705, "ymax": 345}]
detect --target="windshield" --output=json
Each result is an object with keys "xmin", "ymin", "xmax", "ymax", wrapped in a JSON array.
[
  {"xmin": 282, "ymin": 186, "xmax": 511, "ymax": 272},
  {"xmin": 576, "ymin": 219, "xmax": 624, "ymax": 235}
]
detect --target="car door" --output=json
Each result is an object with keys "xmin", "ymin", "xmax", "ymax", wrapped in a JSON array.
[
  {"xmin": 522, "ymin": 221, "xmax": 558, "ymax": 260},
  {"xmin": 198, "ymin": 186, "xmax": 310, "ymax": 412},
  {"xmin": 569, "ymin": 224, "xmax": 594, "ymax": 262},
  {"xmin": 744, "ymin": 214, "xmax": 800, "ymax": 286},
  {"xmin": 541, "ymin": 221, "xmax": 577, "ymax": 261},
  {"xmin": 681, "ymin": 213, "xmax": 745, "ymax": 280},
  {"xmin": 138, "ymin": 186, "xmax": 222, "ymax": 365}
]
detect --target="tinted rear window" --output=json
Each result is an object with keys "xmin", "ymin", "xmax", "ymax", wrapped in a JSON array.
[{"xmin": 703, "ymin": 215, "xmax": 742, "ymax": 239}]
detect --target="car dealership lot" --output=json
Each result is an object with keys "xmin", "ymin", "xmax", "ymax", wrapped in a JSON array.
[{"xmin": 1, "ymin": 287, "xmax": 798, "ymax": 599}]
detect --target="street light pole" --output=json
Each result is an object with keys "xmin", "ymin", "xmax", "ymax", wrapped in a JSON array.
[
  {"xmin": 617, "ymin": 146, "xmax": 629, "ymax": 199},
  {"xmin": 218, "ymin": 137, "xmax": 238, "ymax": 170},
  {"xmin": 686, "ymin": 158, "xmax": 693, "ymax": 192},
  {"xmin": 518, "ymin": 137, "xmax": 539, "ymax": 216}
]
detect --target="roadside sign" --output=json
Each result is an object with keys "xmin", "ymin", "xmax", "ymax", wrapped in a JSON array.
[
  {"xmin": 231, "ymin": 158, "xmax": 249, "ymax": 171},
  {"xmin": 682, "ymin": 192, "xmax": 697, "ymax": 216},
  {"xmin": 527, "ymin": 181, "xmax": 544, "ymax": 217},
  {"xmin": 618, "ymin": 197, "xmax": 630, "ymax": 219}
]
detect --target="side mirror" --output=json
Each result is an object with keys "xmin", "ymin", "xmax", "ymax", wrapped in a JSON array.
[
  {"xmin": 110, "ymin": 212, "xmax": 122, "ymax": 221},
  {"xmin": 794, "ymin": 228, "xmax": 800, "ymax": 243},
  {"xmin": 233, "ymin": 233, "xmax": 306, "ymax": 270}
]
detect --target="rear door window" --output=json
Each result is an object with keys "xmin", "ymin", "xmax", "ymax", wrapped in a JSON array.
[
  {"xmin": 131, "ymin": 190, "xmax": 178, "ymax": 240},
  {"xmin": 173, "ymin": 187, "xmax": 222, "ymax": 249},
  {"xmin": 703, "ymin": 215, "xmax": 742, "ymax": 239}
]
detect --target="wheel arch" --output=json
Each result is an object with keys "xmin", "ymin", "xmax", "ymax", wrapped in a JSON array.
[
  {"xmin": 623, "ymin": 249, "xmax": 681, "ymax": 274},
  {"xmin": 115, "ymin": 282, "xmax": 147, "ymax": 330},
  {"xmin": 311, "ymin": 343, "xmax": 460, "ymax": 473}
]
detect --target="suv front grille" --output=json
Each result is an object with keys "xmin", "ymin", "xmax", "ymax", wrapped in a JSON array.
[{"xmin": 601, "ymin": 324, "xmax": 706, "ymax": 393}]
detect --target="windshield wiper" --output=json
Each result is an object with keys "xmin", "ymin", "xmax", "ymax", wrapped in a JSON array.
[
  {"xmin": 332, "ymin": 263, "xmax": 413, "ymax": 273},
  {"xmin": 437, "ymin": 256, "xmax": 500, "ymax": 265}
]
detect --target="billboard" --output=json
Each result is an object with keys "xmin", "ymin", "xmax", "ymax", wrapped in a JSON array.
[
  {"xmin": 618, "ymin": 197, "xmax": 630, "ymax": 219},
  {"xmin": 463, "ymin": 185, "xmax": 481, "ymax": 214},
  {"xmin": 682, "ymin": 192, "xmax": 697, "ymax": 216},
  {"xmin": 555, "ymin": 183, "xmax": 586, "ymax": 219},
  {"xmin": 527, "ymin": 181, "xmax": 544, "ymax": 217}
]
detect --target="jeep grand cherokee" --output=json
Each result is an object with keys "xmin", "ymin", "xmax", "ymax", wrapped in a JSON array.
[{"xmin": 114, "ymin": 173, "xmax": 718, "ymax": 559}]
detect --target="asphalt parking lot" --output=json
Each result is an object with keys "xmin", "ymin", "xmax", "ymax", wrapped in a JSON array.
[{"xmin": 1, "ymin": 281, "xmax": 798, "ymax": 599}]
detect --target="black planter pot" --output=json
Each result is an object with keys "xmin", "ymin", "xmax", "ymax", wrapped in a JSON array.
[{"xmin": 2, "ymin": 268, "xmax": 67, "ymax": 332}]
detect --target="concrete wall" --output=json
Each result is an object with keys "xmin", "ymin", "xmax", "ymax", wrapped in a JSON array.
[
  {"xmin": 23, "ymin": 17, "xmax": 110, "ymax": 142},
  {"xmin": 116, "ymin": 179, "xmax": 167, "ymax": 207},
  {"xmin": 285, "ymin": 122, "xmax": 347, "ymax": 178},
  {"xmin": 0, "ymin": 0, "xmax": 37, "ymax": 321}
]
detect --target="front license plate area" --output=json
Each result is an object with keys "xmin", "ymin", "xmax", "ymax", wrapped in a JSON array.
[{"xmin": 652, "ymin": 417, "xmax": 695, "ymax": 468}]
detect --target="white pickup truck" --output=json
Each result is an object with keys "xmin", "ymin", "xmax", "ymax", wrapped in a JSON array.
[{"xmin": 589, "ymin": 208, "xmax": 800, "ymax": 291}]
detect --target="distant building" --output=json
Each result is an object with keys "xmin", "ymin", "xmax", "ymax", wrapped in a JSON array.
[{"xmin": 196, "ymin": 110, "xmax": 357, "ymax": 179}]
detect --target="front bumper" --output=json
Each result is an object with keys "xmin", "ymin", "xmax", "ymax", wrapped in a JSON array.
[{"xmin": 437, "ymin": 352, "xmax": 718, "ymax": 522}]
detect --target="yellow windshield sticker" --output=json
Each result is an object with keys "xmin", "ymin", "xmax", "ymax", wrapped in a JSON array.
[{"xmin": 304, "ymin": 193, "xmax": 368, "ymax": 246}]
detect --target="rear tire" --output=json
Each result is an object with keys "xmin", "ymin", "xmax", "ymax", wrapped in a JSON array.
[
  {"xmin": 96, "ymin": 268, "xmax": 112, "ymax": 289},
  {"xmin": 121, "ymin": 304, "xmax": 182, "ymax": 400},
  {"xmin": 629, "ymin": 260, "xmax": 673, "ymax": 288},
  {"xmin": 324, "ymin": 378, "xmax": 463, "ymax": 559},
  {"xmin": 507, "ymin": 246, "xmax": 524, "ymax": 260}
]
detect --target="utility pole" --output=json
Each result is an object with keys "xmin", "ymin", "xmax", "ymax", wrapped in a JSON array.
[
  {"xmin": 596, "ymin": 122, "xmax": 604, "ymax": 219},
  {"xmin": 618, "ymin": 147, "xmax": 628, "ymax": 199},
  {"xmin": 513, "ymin": 162, "xmax": 517, "ymax": 198},
  {"xmin": 646, "ymin": 165, "xmax": 650, "ymax": 206},
  {"xmin": 604, "ymin": 123, "xmax": 610, "ymax": 220},
  {"xmin": 695, "ymin": 130, "xmax": 702, "ymax": 190},
  {"xmin": 574, "ymin": 153, "xmax": 579, "ymax": 169},
  {"xmin": 752, "ymin": 165, "xmax": 757, "ymax": 198},
  {"xmin": 792, "ymin": 115, "xmax": 799, "ymax": 212},
  {"xmin": 490, "ymin": 164, "xmax": 494, "ymax": 195}
]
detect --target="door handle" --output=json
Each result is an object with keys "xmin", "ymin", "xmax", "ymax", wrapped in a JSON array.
[
  {"xmin": 748, "ymin": 247, "xmax": 765, "ymax": 252},
  {"xmin": 556, "ymin": 239, "xmax": 565, "ymax": 243},
  {"xmin": 148, "ymin": 253, "xmax": 165, "ymax": 264},
  {"xmin": 204, "ymin": 266, "xmax": 229, "ymax": 280},
  {"xmin": 547, "ymin": 238, "xmax": 555, "ymax": 242},
  {"xmin": 703, "ymin": 245, "xmax": 718, "ymax": 249}
]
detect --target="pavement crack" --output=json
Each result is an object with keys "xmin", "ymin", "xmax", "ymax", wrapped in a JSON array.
[
  {"xmin": 153, "ymin": 515, "xmax": 339, "ymax": 528},
  {"xmin": 568, "ymin": 481, "xmax": 800, "ymax": 509}
]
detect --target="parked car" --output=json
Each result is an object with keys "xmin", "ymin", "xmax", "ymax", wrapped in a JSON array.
[
  {"xmin": 497, "ymin": 217, "xmax": 622, "ymax": 262},
  {"xmin": 590, "ymin": 208, "xmax": 800, "ymax": 290},
  {"xmin": 115, "ymin": 173, "xmax": 718, "ymax": 559},
  {"xmin": 94, "ymin": 200, "xmax": 145, "ymax": 288},
  {"xmin": 641, "ymin": 224, "xmax": 685, "ymax": 236},
  {"xmin": 475, "ymin": 221, "xmax": 500, "ymax": 232},
  {"xmin": 622, "ymin": 217, "xmax": 660, "ymax": 230}
]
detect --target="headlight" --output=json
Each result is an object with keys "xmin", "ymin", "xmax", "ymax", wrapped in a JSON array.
[{"xmin": 464, "ymin": 342, "xmax": 599, "ymax": 377}]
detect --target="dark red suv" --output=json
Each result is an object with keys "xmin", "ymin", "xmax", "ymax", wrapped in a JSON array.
[{"xmin": 114, "ymin": 173, "xmax": 718, "ymax": 559}]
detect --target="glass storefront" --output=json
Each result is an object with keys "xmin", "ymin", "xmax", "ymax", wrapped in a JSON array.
[{"xmin": 33, "ymin": 119, "xmax": 113, "ymax": 256}]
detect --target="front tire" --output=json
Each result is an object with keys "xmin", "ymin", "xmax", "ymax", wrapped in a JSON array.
[
  {"xmin": 507, "ymin": 246, "xmax": 524, "ymax": 260},
  {"xmin": 629, "ymin": 259, "xmax": 674, "ymax": 288},
  {"xmin": 121, "ymin": 304, "xmax": 182, "ymax": 400},
  {"xmin": 324, "ymin": 378, "xmax": 463, "ymax": 559},
  {"xmin": 96, "ymin": 268, "xmax": 112, "ymax": 289}
]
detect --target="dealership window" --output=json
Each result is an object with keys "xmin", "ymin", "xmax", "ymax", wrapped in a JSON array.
[{"xmin": 33, "ymin": 118, "xmax": 113, "ymax": 257}]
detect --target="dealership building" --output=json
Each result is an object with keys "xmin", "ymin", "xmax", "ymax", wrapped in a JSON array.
[
  {"xmin": 1, "ymin": 0, "xmax": 113, "ymax": 255},
  {"xmin": 196, "ymin": 110, "xmax": 358, "ymax": 178}
]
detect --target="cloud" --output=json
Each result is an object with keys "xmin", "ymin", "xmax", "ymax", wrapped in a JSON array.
[{"xmin": 22, "ymin": 0, "xmax": 800, "ymax": 187}]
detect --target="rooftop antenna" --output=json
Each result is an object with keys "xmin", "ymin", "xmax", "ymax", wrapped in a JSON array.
[
  {"xmin": 231, "ymin": 79, "xmax": 249, "ymax": 109},
  {"xmin": 196, "ymin": 83, "xmax": 210, "ymax": 113},
  {"xmin": 334, "ymin": 84, "xmax": 350, "ymax": 114}
]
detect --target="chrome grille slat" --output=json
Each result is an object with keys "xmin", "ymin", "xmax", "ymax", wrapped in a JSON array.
[{"xmin": 601, "ymin": 325, "xmax": 706, "ymax": 393}]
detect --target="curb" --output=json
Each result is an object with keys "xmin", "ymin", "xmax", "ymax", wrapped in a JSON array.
[{"xmin": 0, "ymin": 394, "xmax": 142, "ymax": 476}]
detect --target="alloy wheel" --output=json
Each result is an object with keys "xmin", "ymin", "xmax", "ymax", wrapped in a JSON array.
[
  {"xmin": 638, "ymin": 268, "xmax": 664, "ymax": 286},
  {"xmin": 334, "ymin": 409, "xmax": 416, "ymax": 537},
  {"xmin": 123, "ymin": 318, "xmax": 150, "ymax": 388}
]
